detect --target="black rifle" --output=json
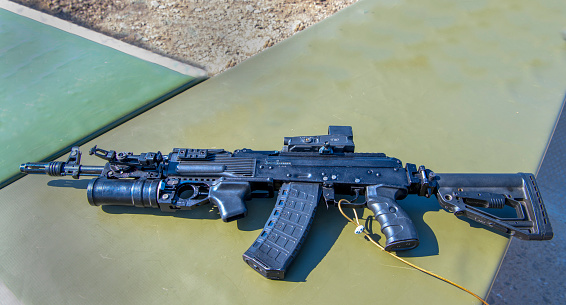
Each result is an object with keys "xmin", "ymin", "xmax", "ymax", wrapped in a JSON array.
[{"xmin": 20, "ymin": 126, "xmax": 553, "ymax": 279}]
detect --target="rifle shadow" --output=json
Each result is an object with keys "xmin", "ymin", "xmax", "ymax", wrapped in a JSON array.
[
  {"xmin": 237, "ymin": 197, "xmax": 349, "ymax": 282},
  {"xmin": 48, "ymin": 179, "xmax": 91, "ymax": 189},
  {"xmin": 46, "ymin": 179, "xmax": 443, "ymax": 280},
  {"xmin": 352, "ymin": 195, "xmax": 442, "ymax": 259},
  {"xmin": 254, "ymin": 195, "xmax": 443, "ymax": 282},
  {"xmin": 392, "ymin": 196, "xmax": 441, "ymax": 258},
  {"xmin": 282, "ymin": 203, "xmax": 349, "ymax": 282},
  {"xmin": 236, "ymin": 197, "xmax": 278, "ymax": 231}
]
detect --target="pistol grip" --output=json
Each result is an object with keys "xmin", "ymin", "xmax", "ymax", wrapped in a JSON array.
[
  {"xmin": 366, "ymin": 185, "xmax": 419, "ymax": 251},
  {"xmin": 209, "ymin": 181, "xmax": 250, "ymax": 222},
  {"xmin": 243, "ymin": 182, "xmax": 321, "ymax": 279}
]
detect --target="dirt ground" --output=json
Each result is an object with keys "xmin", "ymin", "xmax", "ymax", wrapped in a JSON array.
[{"xmin": 12, "ymin": 0, "xmax": 358, "ymax": 75}]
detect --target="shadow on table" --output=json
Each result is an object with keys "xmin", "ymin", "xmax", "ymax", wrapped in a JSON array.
[
  {"xmin": 48, "ymin": 179, "xmax": 91, "ymax": 189},
  {"xmin": 46, "ymin": 179, "xmax": 444, "ymax": 281}
]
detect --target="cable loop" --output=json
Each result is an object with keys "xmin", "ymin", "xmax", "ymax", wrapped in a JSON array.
[{"xmin": 337, "ymin": 199, "xmax": 489, "ymax": 305}]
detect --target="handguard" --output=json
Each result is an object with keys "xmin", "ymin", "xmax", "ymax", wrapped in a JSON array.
[
  {"xmin": 435, "ymin": 173, "xmax": 553, "ymax": 240},
  {"xmin": 243, "ymin": 182, "xmax": 322, "ymax": 279}
]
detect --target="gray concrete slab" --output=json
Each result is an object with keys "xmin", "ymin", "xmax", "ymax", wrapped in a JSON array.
[{"xmin": 488, "ymin": 96, "xmax": 566, "ymax": 304}]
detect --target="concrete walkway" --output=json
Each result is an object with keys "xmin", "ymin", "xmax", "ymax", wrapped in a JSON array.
[{"xmin": 487, "ymin": 99, "xmax": 566, "ymax": 304}]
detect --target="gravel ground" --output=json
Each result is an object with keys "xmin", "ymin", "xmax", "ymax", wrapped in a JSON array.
[{"xmin": 12, "ymin": 0, "xmax": 358, "ymax": 75}]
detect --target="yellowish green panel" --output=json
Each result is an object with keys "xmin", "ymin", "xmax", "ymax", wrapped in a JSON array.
[
  {"xmin": 0, "ymin": 8, "xmax": 203, "ymax": 187},
  {"xmin": 1, "ymin": 0, "xmax": 565, "ymax": 305}
]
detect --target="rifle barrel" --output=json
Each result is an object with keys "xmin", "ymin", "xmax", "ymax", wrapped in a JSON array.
[{"xmin": 20, "ymin": 162, "xmax": 104, "ymax": 177}]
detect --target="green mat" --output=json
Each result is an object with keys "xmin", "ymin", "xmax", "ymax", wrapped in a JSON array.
[{"xmin": 0, "ymin": 8, "xmax": 204, "ymax": 187}]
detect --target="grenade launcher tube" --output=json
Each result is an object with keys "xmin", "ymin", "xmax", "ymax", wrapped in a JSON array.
[{"xmin": 87, "ymin": 178, "xmax": 161, "ymax": 208}]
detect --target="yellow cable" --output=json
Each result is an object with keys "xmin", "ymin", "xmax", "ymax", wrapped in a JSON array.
[{"xmin": 337, "ymin": 199, "xmax": 489, "ymax": 305}]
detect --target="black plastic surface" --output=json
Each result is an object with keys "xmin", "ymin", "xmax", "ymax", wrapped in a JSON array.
[
  {"xmin": 243, "ymin": 182, "xmax": 321, "ymax": 279},
  {"xmin": 209, "ymin": 181, "xmax": 251, "ymax": 222},
  {"xmin": 366, "ymin": 185, "xmax": 419, "ymax": 251},
  {"xmin": 87, "ymin": 178, "xmax": 160, "ymax": 208},
  {"xmin": 435, "ymin": 173, "xmax": 553, "ymax": 240}
]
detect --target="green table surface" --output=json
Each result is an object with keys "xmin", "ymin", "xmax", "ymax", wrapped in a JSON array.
[
  {"xmin": 0, "ymin": 8, "xmax": 204, "ymax": 187},
  {"xmin": 1, "ymin": 0, "xmax": 565, "ymax": 304}
]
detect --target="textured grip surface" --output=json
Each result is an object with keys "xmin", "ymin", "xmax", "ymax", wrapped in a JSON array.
[
  {"xmin": 208, "ymin": 181, "xmax": 250, "ymax": 222},
  {"xmin": 243, "ymin": 182, "xmax": 321, "ymax": 279},
  {"xmin": 366, "ymin": 185, "xmax": 419, "ymax": 251}
]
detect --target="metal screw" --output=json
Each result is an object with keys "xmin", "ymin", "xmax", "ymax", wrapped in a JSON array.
[
  {"xmin": 323, "ymin": 177, "xmax": 328, "ymax": 181},
  {"xmin": 259, "ymin": 165, "xmax": 265, "ymax": 169},
  {"xmin": 331, "ymin": 175, "xmax": 337, "ymax": 180},
  {"xmin": 287, "ymin": 174, "xmax": 292, "ymax": 177},
  {"xmin": 376, "ymin": 173, "xmax": 381, "ymax": 177},
  {"xmin": 162, "ymin": 194, "xmax": 170, "ymax": 200},
  {"xmin": 354, "ymin": 178, "xmax": 361, "ymax": 183}
]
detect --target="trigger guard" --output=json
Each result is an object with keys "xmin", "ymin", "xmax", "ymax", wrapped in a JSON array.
[{"xmin": 174, "ymin": 183, "xmax": 209, "ymax": 207}]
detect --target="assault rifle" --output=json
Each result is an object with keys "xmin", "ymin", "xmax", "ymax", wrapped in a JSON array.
[{"xmin": 20, "ymin": 126, "xmax": 553, "ymax": 279}]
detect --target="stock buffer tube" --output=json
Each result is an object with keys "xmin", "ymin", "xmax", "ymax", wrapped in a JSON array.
[{"xmin": 87, "ymin": 178, "xmax": 161, "ymax": 208}]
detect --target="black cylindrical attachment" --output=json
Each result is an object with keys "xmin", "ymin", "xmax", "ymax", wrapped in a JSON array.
[
  {"xmin": 20, "ymin": 162, "xmax": 65, "ymax": 176},
  {"xmin": 78, "ymin": 166, "xmax": 105, "ymax": 176},
  {"xmin": 20, "ymin": 162, "xmax": 104, "ymax": 177},
  {"xmin": 87, "ymin": 178, "xmax": 161, "ymax": 208}
]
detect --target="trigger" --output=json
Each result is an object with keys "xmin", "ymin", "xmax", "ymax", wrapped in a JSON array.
[{"xmin": 322, "ymin": 186, "xmax": 335, "ymax": 208}]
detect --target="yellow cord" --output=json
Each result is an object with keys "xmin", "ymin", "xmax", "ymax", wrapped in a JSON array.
[{"xmin": 337, "ymin": 199, "xmax": 489, "ymax": 305}]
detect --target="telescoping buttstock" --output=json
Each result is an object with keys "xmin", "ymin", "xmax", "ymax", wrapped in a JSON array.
[
  {"xmin": 435, "ymin": 173, "xmax": 552, "ymax": 240},
  {"xmin": 19, "ymin": 126, "xmax": 553, "ymax": 280}
]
